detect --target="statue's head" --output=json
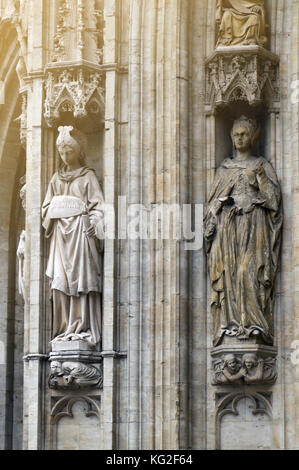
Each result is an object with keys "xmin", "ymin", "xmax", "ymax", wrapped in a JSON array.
[
  {"xmin": 56, "ymin": 126, "xmax": 88, "ymax": 168},
  {"xmin": 231, "ymin": 116, "xmax": 260, "ymax": 152},
  {"xmin": 223, "ymin": 354, "xmax": 239, "ymax": 373},
  {"xmin": 242, "ymin": 353, "xmax": 258, "ymax": 370}
]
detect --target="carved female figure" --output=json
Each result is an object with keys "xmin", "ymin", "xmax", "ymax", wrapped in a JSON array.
[
  {"xmin": 216, "ymin": 0, "xmax": 267, "ymax": 47},
  {"xmin": 42, "ymin": 126, "xmax": 104, "ymax": 346},
  {"xmin": 205, "ymin": 116, "xmax": 282, "ymax": 346}
]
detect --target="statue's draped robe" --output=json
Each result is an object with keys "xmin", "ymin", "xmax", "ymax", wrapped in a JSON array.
[
  {"xmin": 216, "ymin": 0, "xmax": 267, "ymax": 46},
  {"xmin": 42, "ymin": 166, "xmax": 104, "ymax": 344},
  {"xmin": 205, "ymin": 157, "xmax": 282, "ymax": 346}
]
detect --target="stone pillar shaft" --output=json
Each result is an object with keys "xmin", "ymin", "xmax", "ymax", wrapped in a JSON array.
[{"xmin": 22, "ymin": 0, "xmax": 46, "ymax": 451}]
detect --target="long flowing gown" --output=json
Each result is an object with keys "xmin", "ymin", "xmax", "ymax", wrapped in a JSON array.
[
  {"xmin": 216, "ymin": 0, "xmax": 267, "ymax": 47},
  {"xmin": 42, "ymin": 165, "xmax": 104, "ymax": 345},
  {"xmin": 205, "ymin": 156, "xmax": 282, "ymax": 346}
]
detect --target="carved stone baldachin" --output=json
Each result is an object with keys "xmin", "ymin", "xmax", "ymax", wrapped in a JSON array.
[
  {"xmin": 44, "ymin": 64, "xmax": 105, "ymax": 128},
  {"xmin": 206, "ymin": 46, "xmax": 279, "ymax": 110}
]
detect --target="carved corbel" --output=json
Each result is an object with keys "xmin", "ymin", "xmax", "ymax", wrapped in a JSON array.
[
  {"xmin": 49, "ymin": 360, "xmax": 103, "ymax": 390},
  {"xmin": 212, "ymin": 350, "xmax": 277, "ymax": 386},
  {"xmin": 205, "ymin": 47, "xmax": 280, "ymax": 110}
]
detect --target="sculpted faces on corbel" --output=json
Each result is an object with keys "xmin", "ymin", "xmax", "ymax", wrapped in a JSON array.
[
  {"xmin": 49, "ymin": 360, "xmax": 103, "ymax": 390},
  {"xmin": 213, "ymin": 353, "xmax": 277, "ymax": 385}
]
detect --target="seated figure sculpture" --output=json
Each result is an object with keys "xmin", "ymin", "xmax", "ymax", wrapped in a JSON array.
[{"xmin": 216, "ymin": 0, "xmax": 268, "ymax": 47}]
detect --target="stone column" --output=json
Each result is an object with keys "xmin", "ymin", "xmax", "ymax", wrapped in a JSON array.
[
  {"xmin": 290, "ymin": 0, "xmax": 299, "ymax": 450},
  {"xmin": 127, "ymin": 0, "xmax": 142, "ymax": 449},
  {"xmin": 126, "ymin": 0, "xmax": 191, "ymax": 449},
  {"xmin": 189, "ymin": 0, "xmax": 209, "ymax": 450},
  {"xmin": 101, "ymin": 0, "xmax": 120, "ymax": 450},
  {"xmin": 22, "ymin": 0, "xmax": 47, "ymax": 450}
]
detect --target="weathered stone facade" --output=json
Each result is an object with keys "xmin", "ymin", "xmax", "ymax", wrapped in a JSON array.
[{"xmin": 0, "ymin": 0, "xmax": 298, "ymax": 450}]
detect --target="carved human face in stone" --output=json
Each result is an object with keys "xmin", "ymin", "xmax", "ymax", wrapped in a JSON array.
[
  {"xmin": 232, "ymin": 125, "xmax": 252, "ymax": 152},
  {"xmin": 58, "ymin": 144, "xmax": 81, "ymax": 171},
  {"xmin": 50, "ymin": 361, "xmax": 62, "ymax": 375},
  {"xmin": 243, "ymin": 354, "xmax": 257, "ymax": 370},
  {"xmin": 225, "ymin": 355, "xmax": 238, "ymax": 373}
]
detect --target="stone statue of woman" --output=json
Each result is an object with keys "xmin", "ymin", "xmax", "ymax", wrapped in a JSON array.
[
  {"xmin": 216, "ymin": 0, "xmax": 267, "ymax": 47},
  {"xmin": 17, "ymin": 175, "xmax": 26, "ymax": 301},
  {"xmin": 42, "ymin": 126, "xmax": 104, "ymax": 346},
  {"xmin": 204, "ymin": 116, "xmax": 282, "ymax": 347}
]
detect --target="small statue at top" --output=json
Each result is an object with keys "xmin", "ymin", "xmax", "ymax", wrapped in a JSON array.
[{"xmin": 216, "ymin": 0, "xmax": 267, "ymax": 47}]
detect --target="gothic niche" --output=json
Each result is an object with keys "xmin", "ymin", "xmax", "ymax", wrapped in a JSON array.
[
  {"xmin": 44, "ymin": 0, "xmax": 105, "ymax": 130},
  {"xmin": 216, "ymin": 392, "xmax": 272, "ymax": 450},
  {"xmin": 17, "ymin": 175, "xmax": 26, "ymax": 301},
  {"xmin": 42, "ymin": 126, "xmax": 104, "ymax": 350},
  {"xmin": 204, "ymin": 116, "xmax": 282, "ymax": 348}
]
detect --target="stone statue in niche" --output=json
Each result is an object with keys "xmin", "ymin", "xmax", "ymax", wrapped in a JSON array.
[
  {"xmin": 49, "ymin": 360, "xmax": 103, "ymax": 390},
  {"xmin": 204, "ymin": 116, "xmax": 282, "ymax": 347},
  {"xmin": 216, "ymin": 0, "xmax": 267, "ymax": 47},
  {"xmin": 17, "ymin": 175, "xmax": 26, "ymax": 301},
  {"xmin": 42, "ymin": 126, "xmax": 104, "ymax": 347},
  {"xmin": 213, "ymin": 352, "xmax": 277, "ymax": 385}
]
